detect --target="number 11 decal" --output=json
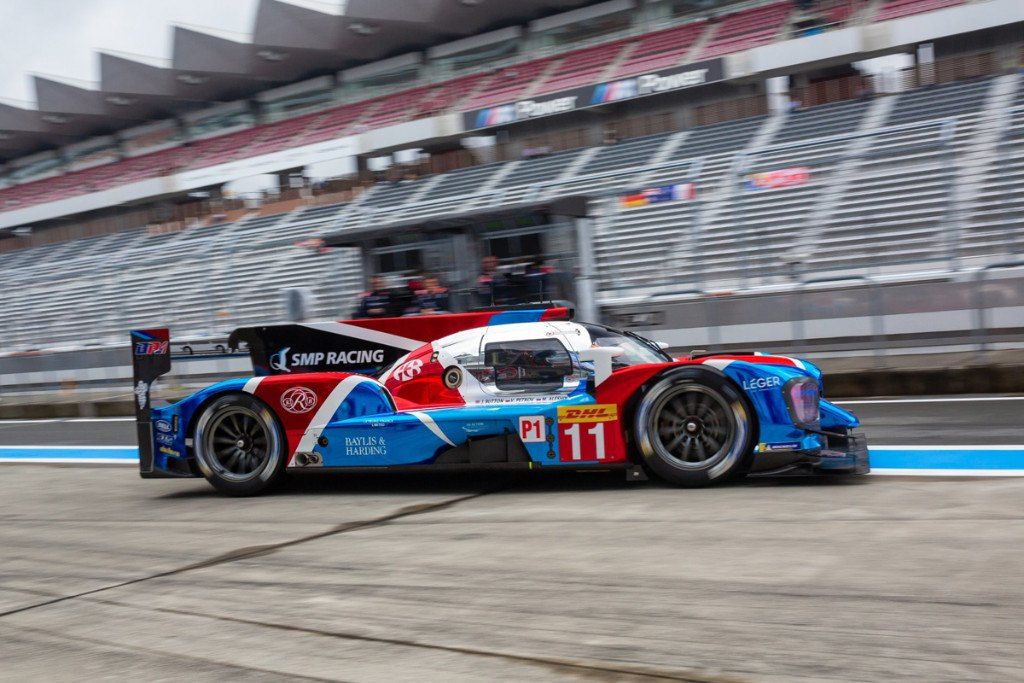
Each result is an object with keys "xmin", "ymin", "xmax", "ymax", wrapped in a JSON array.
[{"xmin": 561, "ymin": 422, "xmax": 606, "ymax": 461}]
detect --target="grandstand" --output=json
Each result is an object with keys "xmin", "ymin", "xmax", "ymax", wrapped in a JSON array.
[
  {"xmin": 1, "ymin": 0, "xmax": 1023, "ymax": 366},
  {"xmin": 0, "ymin": 0, "xmax": 972, "ymax": 213}
]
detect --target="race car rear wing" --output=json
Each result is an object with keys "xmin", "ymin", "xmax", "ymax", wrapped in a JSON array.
[
  {"xmin": 229, "ymin": 307, "xmax": 572, "ymax": 377},
  {"xmin": 129, "ymin": 328, "xmax": 172, "ymax": 476}
]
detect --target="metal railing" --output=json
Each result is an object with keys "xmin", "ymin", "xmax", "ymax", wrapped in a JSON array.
[{"xmin": 602, "ymin": 270, "xmax": 1024, "ymax": 360}]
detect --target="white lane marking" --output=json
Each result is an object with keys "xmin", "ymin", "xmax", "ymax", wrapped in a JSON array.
[
  {"xmin": 836, "ymin": 397, "xmax": 1024, "ymax": 404},
  {"xmin": 293, "ymin": 375, "xmax": 373, "ymax": 457},
  {"xmin": 0, "ymin": 417, "xmax": 135, "ymax": 424},
  {"xmin": 242, "ymin": 376, "xmax": 264, "ymax": 394},
  {"xmin": 0, "ymin": 445, "xmax": 136, "ymax": 449},
  {"xmin": 871, "ymin": 445, "xmax": 1024, "ymax": 450},
  {"xmin": 302, "ymin": 322, "xmax": 422, "ymax": 351},
  {"xmin": 409, "ymin": 411, "xmax": 455, "ymax": 447},
  {"xmin": 870, "ymin": 469, "xmax": 1024, "ymax": 477},
  {"xmin": 0, "ymin": 458, "xmax": 136, "ymax": 465}
]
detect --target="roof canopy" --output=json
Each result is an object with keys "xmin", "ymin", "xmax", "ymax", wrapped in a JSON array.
[
  {"xmin": 0, "ymin": 0, "xmax": 594, "ymax": 162},
  {"xmin": 323, "ymin": 195, "xmax": 592, "ymax": 247}
]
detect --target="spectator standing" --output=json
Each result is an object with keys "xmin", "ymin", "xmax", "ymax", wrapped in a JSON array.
[
  {"xmin": 352, "ymin": 275, "xmax": 393, "ymax": 319},
  {"xmin": 415, "ymin": 276, "xmax": 450, "ymax": 314},
  {"xmin": 522, "ymin": 259, "xmax": 554, "ymax": 302},
  {"xmin": 477, "ymin": 255, "xmax": 510, "ymax": 306}
]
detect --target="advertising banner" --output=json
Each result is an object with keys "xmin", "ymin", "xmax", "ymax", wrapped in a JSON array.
[
  {"xmin": 462, "ymin": 58, "xmax": 725, "ymax": 130},
  {"xmin": 618, "ymin": 182, "xmax": 696, "ymax": 209},
  {"xmin": 744, "ymin": 167, "xmax": 811, "ymax": 191}
]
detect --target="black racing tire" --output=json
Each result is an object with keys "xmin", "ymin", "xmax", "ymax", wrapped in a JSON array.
[
  {"xmin": 193, "ymin": 392, "xmax": 287, "ymax": 496},
  {"xmin": 632, "ymin": 367, "xmax": 756, "ymax": 487}
]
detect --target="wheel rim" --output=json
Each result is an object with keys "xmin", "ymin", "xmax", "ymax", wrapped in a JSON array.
[
  {"xmin": 201, "ymin": 406, "xmax": 272, "ymax": 482},
  {"xmin": 649, "ymin": 383, "xmax": 737, "ymax": 471}
]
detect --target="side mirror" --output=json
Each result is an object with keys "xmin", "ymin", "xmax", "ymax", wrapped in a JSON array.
[
  {"xmin": 656, "ymin": 341, "xmax": 670, "ymax": 350},
  {"xmin": 578, "ymin": 346, "xmax": 624, "ymax": 386}
]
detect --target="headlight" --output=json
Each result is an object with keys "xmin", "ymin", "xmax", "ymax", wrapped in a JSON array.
[{"xmin": 783, "ymin": 377, "xmax": 820, "ymax": 427}]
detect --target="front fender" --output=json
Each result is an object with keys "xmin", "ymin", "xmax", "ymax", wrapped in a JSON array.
[
  {"xmin": 711, "ymin": 360, "xmax": 823, "ymax": 452},
  {"xmin": 820, "ymin": 399, "xmax": 859, "ymax": 430}
]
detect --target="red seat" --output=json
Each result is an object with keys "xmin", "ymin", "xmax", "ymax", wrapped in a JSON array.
[
  {"xmin": 614, "ymin": 22, "xmax": 707, "ymax": 78},
  {"xmin": 875, "ymin": 0, "xmax": 963, "ymax": 21},
  {"xmin": 697, "ymin": 3, "xmax": 791, "ymax": 60}
]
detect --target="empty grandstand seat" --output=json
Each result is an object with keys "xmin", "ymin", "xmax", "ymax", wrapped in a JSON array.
[
  {"xmin": 5, "ymin": 71, "xmax": 1023, "ymax": 352},
  {"xmin": 883, "ymin": 77, "xmax": 993, "ymax": 127},
  {"xmin": 502, "ymin": 149, "xmax": 581, "ymax": 190},
  {"xmin": 360, "ymin": 85, "xmax": 436, "ymax": 130},
  {"xmin": 296, "ymin": 98, "xmax": 380, "ymax": 146},
  {"xmin": 0, "ymin": 145, "xmax": 186, "ymax": 210},
  {"xmin": 697, "ymin": 3, "xmax": 791, "ymax": 60},
  {"xmin": 593, "ymin": 198, "xmax": 701, "ymax": 290},
  {"xmin": 416, "ymin": 72, "xmax": 494, "ymax": 115},
  {"xmin": 360, "ymin": 179, "xmax": 428, "ymax": 208},
  {"xmin": 426, "ymin": 164, "xmax": 504, "ymax": 200},
  {"xmin": 962, "ymin": 92, "xmax": 1024, "ymax": 261},
  {"xmin": 579, "ymin": 133, "xmax": 673, "ymax": 176},
  {"xmin": 875, "ymin": 0, "xmax": 964, "ymax": 22},
  {"xmin": 773, "ymin": 99, "xmax": 871, "ymax": 144},
  {"xmin": 535, "ymin": 41, "xmax": 629, "ymax": 95},
  {"xmin": 461, "ymin": 61, "xmax": 552, "ymax": 110},
  {"xmin": 818, "ymin": 0, "xmax": 858, "ymax": 25},
  {"xmin": 613, "ymin": 22, "xmax": 707, "ymax": 78},
  {"xmin": 185, "ymin": 126, "xmax": 267, "ymax": 168}
]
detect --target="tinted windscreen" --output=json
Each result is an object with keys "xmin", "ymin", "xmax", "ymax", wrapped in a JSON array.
[
  {"xmin": 582, "ymin": 324, "xmax": 671, "ymax": 367},
  {"xmin": 484, "ymin": 339, "xmax": 573, "ymax": 392}
]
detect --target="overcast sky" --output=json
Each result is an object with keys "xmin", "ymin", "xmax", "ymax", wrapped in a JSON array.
[{"xmin": 0, "ymin": 0, "xmax": 264, "ymax": 105}]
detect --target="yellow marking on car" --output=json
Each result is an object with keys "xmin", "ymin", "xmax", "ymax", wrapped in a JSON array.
[{"xmin": 557, "ymin": 404, "xmax": 618, "ymax": 423}]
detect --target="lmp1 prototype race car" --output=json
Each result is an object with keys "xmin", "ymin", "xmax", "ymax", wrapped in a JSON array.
[{"xmin": 131, "ymin": 307, "xmax": 868, "ymax": 495}]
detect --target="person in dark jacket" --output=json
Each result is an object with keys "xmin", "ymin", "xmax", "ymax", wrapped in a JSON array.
[
  {"xmin": 414, "ymin": 276, "xmax": 449, "ymax": 314},
  {"xmin": 477, "ymin": 255, "xmax": 509, "ymax": 306},
  {"xmin": 352, "ymin": 275, "xmax": 393, "ymax": 319}
]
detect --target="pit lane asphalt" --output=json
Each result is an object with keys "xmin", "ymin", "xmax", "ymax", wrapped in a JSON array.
[
  {"xmin": 1, "ymin": 464, "xmax": 1022, "ymax": 681},
  {"xmin": 1, "ymin": 395, "xmax": 1022, "ymax": 446}
]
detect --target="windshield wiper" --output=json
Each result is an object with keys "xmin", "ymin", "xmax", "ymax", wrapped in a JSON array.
[{"xmin": 620, "ymin": 328, "xmax": 670, "ymax": 360}]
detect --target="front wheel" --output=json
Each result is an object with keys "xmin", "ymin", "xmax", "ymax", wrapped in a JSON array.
[
  {"xmin": 633, "ymin": 367, "xmax": 756, "ymax": 487},
  {"xmin": 193, "ymin": 393, "xmax": 286, "ymax": 496}
]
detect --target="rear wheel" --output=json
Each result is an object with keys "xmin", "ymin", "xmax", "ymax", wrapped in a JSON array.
[
  {"xmin": 193, "ymin": 393, "xmax": 286, "ymax": 496},
  {"xmin": 633, "ymin": 367, "xmax": 755, "ymax": 487}
]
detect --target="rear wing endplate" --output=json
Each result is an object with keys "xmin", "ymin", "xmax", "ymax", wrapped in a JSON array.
[{"xmin": 130, "ymin": 328, "xmax": 172, "ymax": 476}]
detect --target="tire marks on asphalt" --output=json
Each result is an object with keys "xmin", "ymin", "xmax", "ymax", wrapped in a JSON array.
[
  {"xmin": 18, "ymin": 592, "xmax": 748, "ymax": 683},
  {"xmin": 0, "ymin": 485, "xmax": 746, "ymax": 682},
  {"xmin": 0, "ymin": 491, "xmax": 493, "ymax": 620},
  {"xmin": 0, "ymin": 621, "xmax": 341, "ymax": 682}
]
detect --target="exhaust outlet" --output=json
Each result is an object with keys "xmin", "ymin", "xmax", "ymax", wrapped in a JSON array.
[{"xmin": 291, "ymin": 452, "xmax": 321, "ymax": 467}]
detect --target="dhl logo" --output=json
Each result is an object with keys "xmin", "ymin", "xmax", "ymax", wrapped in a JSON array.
[{"xmin": 557, "ymin": 404, "xmax": 618, "ymax": 423}]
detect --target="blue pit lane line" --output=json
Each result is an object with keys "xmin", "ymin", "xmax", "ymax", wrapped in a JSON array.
[
  {"xmin": 0, "ymin": 446, "xmax": 138, "ymax": 464},
  {"xmin": 0, "ymin": 445, "xmax": 1023, "ymax": 474},
  {"xmin": 868, "ymin": 446, "xmax": 1024, "ymax": 476}
]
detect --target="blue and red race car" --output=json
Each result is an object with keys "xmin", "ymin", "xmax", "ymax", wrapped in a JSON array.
[{"xmin": 131, "ymin": 307, "xmax": 868, "ymax": 495}]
